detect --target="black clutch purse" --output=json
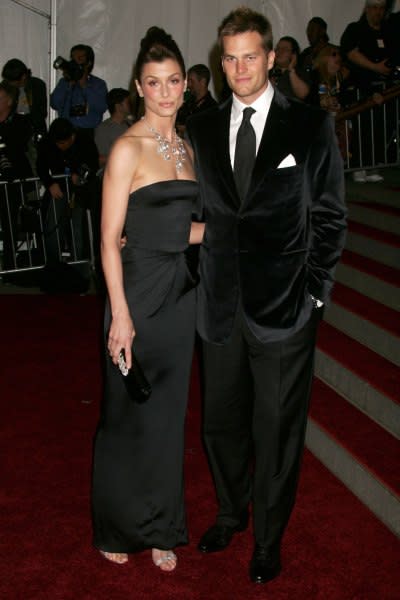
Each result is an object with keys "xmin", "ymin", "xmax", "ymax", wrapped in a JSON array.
[{"xmin": 117, "ymin": 349, "xmax": 152, "ymax": 402}]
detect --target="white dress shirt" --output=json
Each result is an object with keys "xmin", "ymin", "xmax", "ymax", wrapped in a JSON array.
[{"xmin": 229, "ymin": 83, "xmax": 274, "ymax": 169}]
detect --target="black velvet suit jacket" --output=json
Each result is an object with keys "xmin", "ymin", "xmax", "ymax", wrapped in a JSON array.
[{"xmin": 187, "ymin": 88, "xmax": 347, "ymax": 344}]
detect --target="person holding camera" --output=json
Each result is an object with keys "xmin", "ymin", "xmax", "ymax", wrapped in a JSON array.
[
  {"xmin": 36, "ymin": 118, "xmax": 99, "ymax": 264},
  {"xmin": 50, "ymin": 44, "xmax": 108, "ymax": 138}
]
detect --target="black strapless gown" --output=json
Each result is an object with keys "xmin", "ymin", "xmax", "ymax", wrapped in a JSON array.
[{"xmin": 92, "ymin": 180, "xmax": 198, "ymax": 553}]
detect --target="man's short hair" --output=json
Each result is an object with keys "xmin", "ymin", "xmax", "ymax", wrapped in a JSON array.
[
  {"xmin": 188, "ymin": 64, "xmax": 211, "ymax": 85},
  {"xmin": 70, "ymin": 44, "xmax": 95, "ymax": 71},
  {"xmin": 2, "ymin": 58, "xmax": 29, "ymax": 82},
  {"xmin": 107, "ymin": 88, "xmax": 130, "ymax": 114},
  {"xmin": 279, "ymin": 36, "xmax": 301, "ymax": 57},
  {"xmin": 308, "ymin": 16, "xmax": 328, "ymax": 31},
  {"xmin": 218, "ymin": 6, "xmax": 273, "ymax": 53},
  {"xmin": 48, "ymin": 118, "xmax": 75, "ymax": 142}
]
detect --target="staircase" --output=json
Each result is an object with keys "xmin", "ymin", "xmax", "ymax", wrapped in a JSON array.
[{"xmin": 306, "ymin": 169, "xmax": 400, "ymax": 537}]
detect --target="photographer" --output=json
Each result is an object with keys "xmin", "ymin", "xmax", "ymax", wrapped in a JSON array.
[
  {"xmin": 36, "ymin": 118, "xmax": 99, "ymax": 265},
  {"xmin": 50, "ymin": 44, "xmax": 107, "ymax": 138}
]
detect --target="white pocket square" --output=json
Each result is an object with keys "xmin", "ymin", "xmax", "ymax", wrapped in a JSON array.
[{"xmin": 277, "ymin": 154, "xmax": 296, "ymax": 168}]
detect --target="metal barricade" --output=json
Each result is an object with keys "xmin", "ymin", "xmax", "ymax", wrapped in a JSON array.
[
  {"xmin": 0, "ymin": 174, "xmax": 96, "ymax": 281},
  {"xmin": 339, "ymin": 82, "xmax": 400, "ymax": 172}
]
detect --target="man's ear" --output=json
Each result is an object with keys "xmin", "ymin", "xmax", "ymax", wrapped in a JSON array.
[{"xmin": 267, "ymin": 50, "xmax": 275, "ymax": 71}]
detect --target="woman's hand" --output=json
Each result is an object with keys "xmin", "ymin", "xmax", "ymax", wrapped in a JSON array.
[
  {"xmin": 107, "ymin": 311, "xmax": 136, "ymax": 369},
  {"xmin": 49, "ymin": 182, "xmax": 64, "ymax": 199}
]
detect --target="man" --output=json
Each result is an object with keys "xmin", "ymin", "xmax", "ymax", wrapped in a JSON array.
[
  {"xmin": 2, "ymin": 58, "xmax": 47, "ymax": 140},
  {"xmin": 341, "ymin": 0, "xmax": 393, "ymax": 89},
  {"xmin": 187, "ymin": 7, "xmax": 346, "ymax": 585},
  {"xmin": 271, "ymin": 36, "xmax": 310, "ymax": 100},
  {"xmin": 0, "ymin": 81, "xmax": 33, "ymax": 274},
  {"xmin": 298, "ymin": 17, "xmax": 330, "ymax": 72},
  {"xmin": 176, "ymin": 64, "xmax": 217, "ymax": 135},
  {"xmin": 94, "ymin": 87, "xmax": 131, "ymax": 170},
  {"xmin": 50, "ymin": 44, "xmax": 107, "ymax": 137},
  {"xmin": 36, "ymin": 118, "xmax": 98, "ymax": 264}
]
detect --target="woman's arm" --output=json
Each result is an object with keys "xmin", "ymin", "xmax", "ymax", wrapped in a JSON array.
[
  {"xmin": 189, "ymin": 221, "xmax": 205, "ymax": 244},
  {"xmin": 101, "ymin": 136, "xmax": 140, "ymax": 369}
]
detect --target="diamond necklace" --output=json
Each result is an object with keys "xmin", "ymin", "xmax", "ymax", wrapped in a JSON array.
[{"xmin": 142, "ymin": 117, "xmax": 186, "ymax": 172}]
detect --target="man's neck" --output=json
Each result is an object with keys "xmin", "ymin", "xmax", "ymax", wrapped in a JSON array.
[{"xmin": 111, "ymin": 113, "xmax": 127, "ymax": 125}]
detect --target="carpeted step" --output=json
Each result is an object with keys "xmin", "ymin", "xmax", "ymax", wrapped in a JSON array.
[
  {"xmin": 315, "ymin": 321, "xmax": 400, "ymax": 439},
  {"xmin": 345, "ymin": 172, "xmax": 400, "ymax": 209},
  {"xmin": 347, "ymin": 201, "xmax": 400, "ymax": 235},
  {"xmin": 325, "ymin": 282, "xmax": 400, "ymax": 365},
  {"xmin": 346, "ymin": 221, "xmax": 400, "ymax": 269},
  {"xmin": 306, "ymin": 378, "xmax": 400, "ymax": 536},
  {"xmin": 336, "ymin": 250, "xmax": 400, "ymax": 310}
]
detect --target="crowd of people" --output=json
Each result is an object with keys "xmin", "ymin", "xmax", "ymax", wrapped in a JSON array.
[
  {"xmin": 0, "ymin": 0, "xmax": 398, "ymax": 276},
  {"xmin": 2, "ymin": 0, "xmax": 398, "ymax": 589}
]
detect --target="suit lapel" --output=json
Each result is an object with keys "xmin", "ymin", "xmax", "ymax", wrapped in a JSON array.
[
  {"xmin": 216, "ymin": 98, "xmax": 241, "ymax": 208},
  {"xmin": 244, "ymin": 90, "xmax": 292, "ymax": 207}
]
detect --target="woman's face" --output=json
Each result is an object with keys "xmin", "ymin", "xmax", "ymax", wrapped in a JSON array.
[
  {"xmin": 326, "ymin": 49, "xmax": 341, "ymax": 74},
  {"xmin": 136, "ymin": 59, "xmax": 186, "ymax": 119}
]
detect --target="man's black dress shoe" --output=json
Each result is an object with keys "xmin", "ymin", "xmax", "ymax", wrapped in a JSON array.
[
  {"xmin": 198, "ymin": 518, "xmax": 248, "ymax": 553},
  {"xmin": 249, "ymin": 545, "xmax": 281, "ymax": 584}
]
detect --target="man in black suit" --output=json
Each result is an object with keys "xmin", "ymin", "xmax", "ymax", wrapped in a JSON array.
[{"xmin": 187, "ymin": 7, "xmax": 347, "ymax": 585}]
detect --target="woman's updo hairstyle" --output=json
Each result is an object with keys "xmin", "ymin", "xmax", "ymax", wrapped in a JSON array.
[{"xmin": 135, "ymin": 26, "xmax": 186, "ymax": 81}]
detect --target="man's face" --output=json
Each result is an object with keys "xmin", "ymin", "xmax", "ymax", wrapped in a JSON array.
[
  {"xmin": 221, "ymin": 31, "xmax": 274, "ymax": 105},
  {"xmin": 187, "ymin": 72, "xmax": 203, "ymax": 100},
  {"xmin": 118, "ymin": 97, "xmax": 131, "ymax": 116},
  {"xmin": 71, "ymin": 49, "xmax": 89, "ymax": 66},
  {"xmin": 56, "ymin": 134, "xmax": 75, "ymax": 151},
  {"xmin": 274, "ymin": 40, "xmax": 293, "ymax": 69},
  {"xmin": 365, "ymin": 5, "xmax": 385, "ymax": 27},
  {"xmin": 306, "ymin": 22, "xmax": 324, "ymax": 46}
]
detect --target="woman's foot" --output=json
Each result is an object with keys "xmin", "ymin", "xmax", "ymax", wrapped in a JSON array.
[
  {"xmin": 100, "ymin": 550, "xmax": 128, "ymax": 564},
  {"xmin": 152, "ymin": 548, "xmax": 177, "ymax": 572}
]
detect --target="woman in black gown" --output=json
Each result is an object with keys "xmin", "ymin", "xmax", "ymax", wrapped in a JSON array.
[{"xmin": 92, "ymin": 27, "xmax": 204, "ymax": 571}]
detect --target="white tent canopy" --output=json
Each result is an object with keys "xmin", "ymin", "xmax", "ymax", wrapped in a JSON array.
[{"xmin": 0, "ymin": 0, "xmax": 378, "ymax": 111}]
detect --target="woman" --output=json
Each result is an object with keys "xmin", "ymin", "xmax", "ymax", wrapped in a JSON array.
[
  {"xmin": 92, "ymin": 27, "xmax": 203, "ymax": 571},
  {"xmin": 310, "ymin": 44, "xmax": 353, "ymax": 159}
]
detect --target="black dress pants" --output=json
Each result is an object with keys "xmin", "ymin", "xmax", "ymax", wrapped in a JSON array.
[{"xmin": 202, "ymin": 307, "xmax": 321, "ymax": 549}]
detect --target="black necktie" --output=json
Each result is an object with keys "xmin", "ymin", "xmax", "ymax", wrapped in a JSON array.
[{"xmin": 234, "ymin": 107, "xmax": 256, "ymax": 202}]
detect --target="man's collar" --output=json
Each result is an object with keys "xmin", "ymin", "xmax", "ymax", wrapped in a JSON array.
[{"xmin": 231, "ymin": 83, "xmax": 274, "ymax": 122}]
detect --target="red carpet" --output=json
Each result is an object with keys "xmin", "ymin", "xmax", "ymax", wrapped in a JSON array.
[
  {"xmin": 310, "ymin": 379, "xmax": 400, "ymax": 495},
  {"xmin": 347, "ymin": 220, "xmax": 400, "ymax": 247},
  {"xmin": 318, "ymin": 322, "xmax": 400, "ymax": 402},
  {"xmin": 332, "ymin": 282, "xmax": 400, "ymax": 336},
  {"xmin": 341, "ymin": 249, "xmax": 400, "ymax": 285},
  {"xmin": 351, "ymin": 201, "xmax": 400, "ymax": 217},
  {"xmin": 1, "ymin": 294, "xmax": 399, "ymax": 600}
]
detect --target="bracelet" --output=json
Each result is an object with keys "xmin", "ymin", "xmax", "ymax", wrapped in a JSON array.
[{"xmin": 311, "ymin": 295, "xmax": 324, "ymax": 309}]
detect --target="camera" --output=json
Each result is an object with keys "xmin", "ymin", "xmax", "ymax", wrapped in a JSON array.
[
  {"xmin": 70, "ymin": 104, "xmax": 87, "ymax": 117},
  {"xmin": 53, "ymin": 56, "xmax": 85, "ymax": 82},
  {"xmin": 76, "ymin": 163, "xmax": 92, "ymax": 186}
]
